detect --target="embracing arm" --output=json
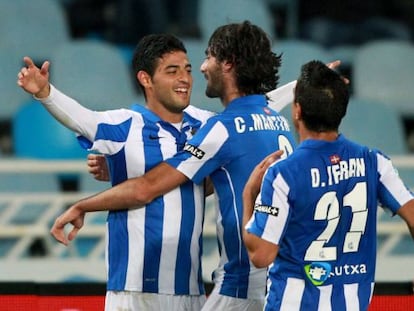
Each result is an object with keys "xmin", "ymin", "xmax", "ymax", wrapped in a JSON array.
[
  {"xmin": 78, "ymin": 162, "xmax": 188, "ymax": 211},
  {"xmin": 51, "ymin": 162, "xmax": 188, "ymax": 244},
  {"xmin": 242, "ymin": 151, "xmax": 282, "ymax": 268}
]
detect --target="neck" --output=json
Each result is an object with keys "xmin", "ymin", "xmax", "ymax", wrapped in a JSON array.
[
  {"xmin": 146, "ymin": 101, "xmax": 184, "ymax": 124},
  {"xmin": 220, "ymin": 71, "xmax": 244, "ymax": 106},
  {"xmin": 299, "ymin": 129, "xmax": 339, "ymax": 143}
]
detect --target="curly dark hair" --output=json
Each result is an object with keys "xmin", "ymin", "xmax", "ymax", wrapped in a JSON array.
[
  {"xmin": 132, "ymin": 34, "xmax": 187, "ymax": 94},
  {"xmin": 207, "ymin": 20, "xmax": 281, "ymax": 95}
]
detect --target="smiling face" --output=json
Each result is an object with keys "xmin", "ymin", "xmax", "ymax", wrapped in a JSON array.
[{"xmin": 139, "ymin": 50, "xmax": 193, "ymax": 121}]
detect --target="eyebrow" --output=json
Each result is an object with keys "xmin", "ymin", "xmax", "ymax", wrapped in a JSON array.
[{"xmin": 164, "ymin": 63, "xmax": 192, "ymax": 71}]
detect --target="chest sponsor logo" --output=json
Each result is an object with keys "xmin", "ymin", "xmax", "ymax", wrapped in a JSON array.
[
  {"xmin": 304, "ymin": 262, "xmax": 368, "ymax": 286},
  {"xmin": 183, "ymin": 144, "xmax": 205, "ymax": 159},
  {"xmin": 304, "ymin": 262, "xmax": 331, "ymax": 286}
]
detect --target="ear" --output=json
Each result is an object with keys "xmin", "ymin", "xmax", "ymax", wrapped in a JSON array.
[
  {"xmin": 292, "ymin": 102, "xmax": 302, "ymax": 120},
  {"xmin": 222, "ymin": 59, "xmax": 234, "ymax": 73},
  {"xmin": 137, "ymin": 70, "xmax": 151, "ymax": 88}
]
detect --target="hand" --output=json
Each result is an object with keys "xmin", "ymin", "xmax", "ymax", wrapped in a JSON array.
[
  {"xmin": 242, "ymin": 150, "xmax": 283, "ymax": 229},
  {"xmin": 245, "ymin": 150, "xmax": 283, "ymax": 199},
  {"xmin": 50, "ymin": 205, "xmax": 85, "ymax": 245},
  {"xmin": 87, "ymin": 153, "xmax": 110, "ymax": 182},
  {"xmin": 17, "ymin": 56, "xmax": 51, "ymax": 98},
  {"xmin": 326, "ymin": 60, "xmax": 350, "ymax": 84}
]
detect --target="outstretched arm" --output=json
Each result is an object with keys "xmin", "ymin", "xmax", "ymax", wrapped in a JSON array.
[
  {"xmin": 266, "ymin": 60, "xmax": 349, "ymax": 112},
  {"xmin": 50, "ymin": 162, "xmax": 189, "ymax": 245},
  {"xmin": 17, "ymin": 56, "xmax": 100, "ymax": 138}
]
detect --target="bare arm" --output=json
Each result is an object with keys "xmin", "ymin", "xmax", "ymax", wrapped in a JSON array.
[
  {"xmin": 397, "ymin": 199, "xmax": 414, "ymax": 239},
  {"xmin": 50, "ymin": 162, "xmax": 188, "ymax": 245},
  {"xmin": 242, "ymin": 151, "xmax": 282, "ymax": 268}
]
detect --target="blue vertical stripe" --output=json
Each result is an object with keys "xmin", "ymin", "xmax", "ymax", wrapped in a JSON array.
[
  {"xmin": 142, "ymin": 122, "xmax": 163, "ymax": 293},
  {"xmin": 106, "ymin": 148, "xmax": 130, "ymax": 290},
  {"xmin": 215, "ymin": 172, "xmax": 250, "ymax": 298},
  {"xmin": 175, "ymin": 181, "xmax": 196, "ymax": 294}
]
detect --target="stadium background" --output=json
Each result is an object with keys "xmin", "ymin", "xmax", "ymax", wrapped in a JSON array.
[{"xmin": 1, "ymin": 0, "xmax": 414, "ymax": 310}]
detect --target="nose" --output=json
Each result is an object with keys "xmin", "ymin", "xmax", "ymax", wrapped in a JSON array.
[
  {"xmin": 200, "ymin": 59, "xmax": 207, "ymax": 73},
  {"xmin": 179, "ymin": 70, "xmax": 192, "ymax": 84}
]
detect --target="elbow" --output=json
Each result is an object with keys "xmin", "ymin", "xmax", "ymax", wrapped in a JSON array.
[
  {"xmin": 249, "ymin": 253, "xmax": 272, "ymax": 269},
  {"xmin": 125, "ymin": 179, "xmax": 158, "ymax": 206},
  {"xmin": 132, "ymin": 191, "xmax": 154, "ymax": 205}
]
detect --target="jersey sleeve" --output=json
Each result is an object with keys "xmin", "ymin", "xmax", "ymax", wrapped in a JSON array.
[
  {"xmin": 39, "ymin": 84, "xmax": 137, "ymax": 154},
  {"xmin": 166, "ymin": 118, "xmax": 231, "ymax": 184},
  {"xmin": 376, "ymin": 151, "xmax": 414, "ymax": 214},
  {"xmin": 38, "ymin": 84, "xmax": 100, "ymax": 140},
  {"xmin": 245, "ymin": 167, "xmax": 291, "ymax": 245},
  {"xmin": 183, "ymin": 105, "xmax": 216, "ymax": 124},
  {"xmin": 266, "ymin": 80, "xmax": 296, "ymax": 112}
]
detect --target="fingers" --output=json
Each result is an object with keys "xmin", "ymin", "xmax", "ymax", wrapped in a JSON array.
[
  {"xmin": 40, "ymin": 61, "xmax": 50, "ymax": 75},
  {"xmin": 50, "ymin": 221, "xmax": 69, "ymax": 246},
  {"xmin": 326, "ymin": 60, "xmax": 341, "ymax": 70},
  {"xmin": 68, "ymin": 227, "xmax": 80, "ymax": 242},
  {"xmin": 259, "ymin": 150, "xmax": 283, "ymax": 168},
  {"xmin": 87, "ymin": 154, "xmax": 110, "ymax": 181},
  {"xmin": 326, "ymin": 60, "xmax": 350, "ymax": 85},
  {"xmin": 23, "ymin": 56, "xmax": 35, "ymax": 68}
]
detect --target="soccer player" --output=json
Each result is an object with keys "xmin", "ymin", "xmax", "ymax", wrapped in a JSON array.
[
  {"xmin": 17, "ymin": 34, "xmax": 214, "ymax": 311},
  {"xmin": 49, "ymin": 21, "xmax": 297, "ymax": 311},
  {"xmin": 243, "ymin": 60, "xmax": 414, "ymax": 311}
]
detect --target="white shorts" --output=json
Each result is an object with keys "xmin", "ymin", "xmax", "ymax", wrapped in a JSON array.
[
  {"xmin": 105, "ymin": 291, "xmax": 207, "ymax": 311},
  {"xmin": 201, "ymin": 291, "xmax": 263, "ymax": 311}
]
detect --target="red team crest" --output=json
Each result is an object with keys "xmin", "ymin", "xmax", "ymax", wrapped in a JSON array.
[
  {"xmin": 330, "ymin": 154, "xmax": 341, "ymax": 164},
  {"xmin": 263, "ymin": 107, "xmax": 272, "ymax": 115}
]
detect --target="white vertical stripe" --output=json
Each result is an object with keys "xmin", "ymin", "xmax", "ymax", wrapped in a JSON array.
[
  {"xmin": 158, "ymin": 130, "xmax": 186, "ymax": 293},
  {"xmin": 126, "ymin": 208, "xmax": 146, "ymax": 290},
  {"xmin": 125, "ymin": 115, "xmax": 146, "ymax": 177},
  {"xmin": 212, "ymin": 196, "xmax": 228, "ymax": 291},
  {"xmin": 263, "ymin": 174, "xmax": 290, "ymax": 244},
  {"xmin": 280, "ymin": 277, "xmax": 305, "ymax": 311},
  {"xmin": 369, "ymin": 282, "xmax": 375, "ymax": 303},
  {"xmin": 344, "ymin": 283, "xmax": 359, "ymax": 311},
  {"xmin": 125, "ymin": 121, "xmax": 146, "ymax": 290},
  {"xmin": 318, "ymin": 285, "xmax": 332, "ymax": 311},
  {"xmin": 159, "ymin": 190, "xmax": 182, "ymax": 292},
  {"xmin": 189, "ymin": 184, "xmax": 204, "ymax": 293}
]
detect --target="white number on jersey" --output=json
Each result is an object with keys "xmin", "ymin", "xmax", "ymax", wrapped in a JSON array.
[{"xmin": 304, "ymin": 182, "xmax": 368, "ymax": 261}]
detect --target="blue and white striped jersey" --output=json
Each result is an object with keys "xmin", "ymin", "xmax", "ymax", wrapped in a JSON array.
[
  {"xmin": 246, "ymin": 134, "xmax": 414, "ymax": 311},
  {"xmin": 42, "ymin": 85, "xmax": 214, "ymax": 295},
  {"xmin": 166, "ymin": 95, "xmax": 296, "ymax": 300}
]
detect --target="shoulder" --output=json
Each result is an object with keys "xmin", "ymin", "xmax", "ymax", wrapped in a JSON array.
[{"xmin": 184, "ymin": 105, "xmax": 216, "ymax": 122}]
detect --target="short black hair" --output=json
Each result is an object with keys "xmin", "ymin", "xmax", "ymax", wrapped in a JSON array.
[
  {"xmin": 207, "ymin": 20, "xmax": 281, "ymax": 95},
  {"xmin": 132, "ymin": 34, "xmax": 187, "ymax": 93},
  {"xmin": 295, "ymin": 60, "xmax": 349, "ymax": 132}
]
